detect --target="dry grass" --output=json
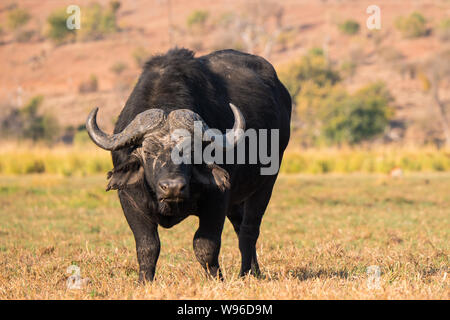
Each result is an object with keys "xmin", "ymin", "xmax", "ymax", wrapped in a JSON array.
[
  {"xmin": 1, "ymin": 144, "xmax": 450, "ymax": 175},
  {"xmin": 0, "ymin": 173, "xmax": 448, "ymax": 299}
]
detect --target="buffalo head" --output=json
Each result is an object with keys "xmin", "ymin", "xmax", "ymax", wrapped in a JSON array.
[{"xmin": 86, "ymin": 104, "xmax": 245, "ymax": 216}]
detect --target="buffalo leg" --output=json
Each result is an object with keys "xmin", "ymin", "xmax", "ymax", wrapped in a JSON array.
[
  {"xmin": 227, "ymin": 204, "xmax": 243, "ymax": 236},
  {"xmin": 193, "ymin": 202, "xmax": 226, "ymax": 279},
  {"xmin": 239, "ymin": 177, "xmax": 277, "ymax": 277},
  {"xmin": 228, "ymin": 204, "xmax": 258, "ymax": 274},
  {"xmin": 118, "ymin": 189, "xmax": 160, "ymax": 283}
]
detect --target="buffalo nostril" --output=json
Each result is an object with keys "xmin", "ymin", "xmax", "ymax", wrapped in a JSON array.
[
  {"xmin": 158, "ymin": 179, "xmax": 187, "ymax": 197},
  {"xmin": 159, "ymin": 181, "xmax": 169, "ymax": 191}
]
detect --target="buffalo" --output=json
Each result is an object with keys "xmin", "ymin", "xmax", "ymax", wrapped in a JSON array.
[{"xmin": 86, "ymin": 48, "xmax": 291, "ymax": 282}]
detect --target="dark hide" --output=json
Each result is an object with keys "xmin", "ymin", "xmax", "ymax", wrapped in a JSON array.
[{"xmin": 98, "ymin": 48, "xmax": 291, "ymax": 282}]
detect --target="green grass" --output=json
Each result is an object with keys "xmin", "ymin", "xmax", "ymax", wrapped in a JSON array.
[{"xmin": 0, "ymin": 173, "xmax": 448, "ymax": 299}]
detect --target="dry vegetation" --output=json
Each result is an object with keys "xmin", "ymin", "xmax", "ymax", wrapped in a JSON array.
[
  {"xmin": 1, "ymin": 144, "xmax": 450, "ymax": 175},
  {"xmin": 0, "ymin": 173, "xmax": 448, "ymax": 299}
]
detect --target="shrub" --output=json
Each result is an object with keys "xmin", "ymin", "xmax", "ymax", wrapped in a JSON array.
[
  {"xmin": 186, "ymin": 10, "xmax": 209, "ymax": 29},
  {"xmin": 46, "ymin": 8, "xmax": 76, "ymax": 44},
  {"xmin": 78, "ymin": 75, "xmax": 98, "ymax": 93},
  {"xmin": 278, "ymin": 48, "xmax": 340, "ymax": 104},
  {"xmin": 20, "ymin": 96, "xmax": 60, "ymax": 142},
  {"xmin": 0, "ymin": 96, "xmax": 61, "ymax": 143},
  {"xmin": 7, "ymin": 8, "xmax": 31, "ymax": 30},
  {"xmin": 279, "ymin": 50, "xmax": 393, "ymax": 146},
  {"xmin": 76, "ymin": 3, "xmax": 119, "ymax": 41},
  {"xmin": 15, "ymin": 29, "xmax": 35, "ymax": 42},
  {"xmin": 132, "ymin": 46, "xmax": 150, "ymax": 67},
  {"xmin": 109, "ymin": 1, "xmax": 121, "ymax": 13},
  {"xmin": 322, "ymin": 82, "xmax": 394, "ymax": 144},
  {"xmin": 437, "ymin": 18, "xmax": 450, "ymax": 41},
  {"xmin": 338, "ymin": 20, "xmax": 360, "ymax": 35},
  {"xmin": 110, "ymin": 61, "xmax": 127, "ymax": 75},
  {"xmin": 395, "ymin": 12, "xmax": 427, "ymax": 38}
]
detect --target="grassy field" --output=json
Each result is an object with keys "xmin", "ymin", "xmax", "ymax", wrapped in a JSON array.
[
  {"xmin": 1, "ymin": 144, "xmax": 450, "ymax": 175},
  {"xmin": 0, "ymin": 172, "xmax": 448, "ymax": 299}
]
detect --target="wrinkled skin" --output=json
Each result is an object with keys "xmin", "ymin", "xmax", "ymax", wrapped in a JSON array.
[{"xmin": 88, "ymin": 48, "xmax": 291, "ymax": 282}]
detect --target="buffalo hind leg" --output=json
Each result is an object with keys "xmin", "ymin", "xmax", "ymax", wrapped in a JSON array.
[
  {"xmin": 228, "ymin": 204, "xmax": 259, "ymax": 277},
  {"xmin": 119, "ymin": 189, "xmax": 160, "ymax": 283},
  {"xmin": 239, "ymin": 177, "xmax": 277, "ymax": 277}
]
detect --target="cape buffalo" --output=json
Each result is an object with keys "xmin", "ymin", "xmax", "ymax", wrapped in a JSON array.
[{"xmin": 86, "ymin": 48, "xmax": 291, "ymax": 282}]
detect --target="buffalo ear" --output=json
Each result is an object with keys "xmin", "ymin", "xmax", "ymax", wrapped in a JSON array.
[
  {"xmin": 193, "ymin": 164, "xmax": 230, "ymax": 192},
  {"xmin": 106, "ymin": 156, "xmax": 144, "ymax": 191}
]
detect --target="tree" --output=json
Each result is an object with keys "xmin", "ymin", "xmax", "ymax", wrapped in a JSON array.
[
  {"xmin": 322, "ymin": 82, "xmax": 394, "ymax": 144},
  {"xmin": 279, "ymin": 49, "xmax": 393, "ymax": 146},
  {"xmin": 1, "ymin": 96, "xmax": 60, "ymax": 142}
]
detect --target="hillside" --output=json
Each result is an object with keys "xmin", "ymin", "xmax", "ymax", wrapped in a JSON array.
[{"xmin": 1, "ymin": 0, "xmax": 449, "ymax": 144}]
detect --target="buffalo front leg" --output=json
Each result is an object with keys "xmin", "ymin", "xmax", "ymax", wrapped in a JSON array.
[
  {"xmin": 119, "ymin": 190, "xmax": 160, "ymax": 283},
  {"xmin": 193, "ymin": 207, "xmax": 226, "ymax": 280}
]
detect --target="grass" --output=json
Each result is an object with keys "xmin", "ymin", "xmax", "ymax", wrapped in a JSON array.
[
  {"xmin": 0, "ymin": 173, "xmax": 448, "ymax": 299},
  {"xmin": 281, "ymin": 147, "xmax": 450, "ymax": 174},
  {"xmin": 1, "ymin": 144, "xmax": 450, "ymax": 175}
]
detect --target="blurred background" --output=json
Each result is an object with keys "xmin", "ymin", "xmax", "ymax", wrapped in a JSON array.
[{"xmin": 0, "ymin": 0, "xmax": 450, "ymax": 175}]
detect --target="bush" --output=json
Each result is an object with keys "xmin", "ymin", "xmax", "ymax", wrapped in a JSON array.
[
  {"xmin": 76, "ymin": 3, "xmax": 119, "ymax": 41},
  {"xmin": 78, "ymin": 75, "xmax": 98, "ymax": 93},
  {"xmin": 279, "ymin": 49, "xmax": 393, "ymax": 146},
  {"xmin": 338, "ymin": 20, "xmax": 360, "ymax": 35},
  {"xmin": 47, "ymin": 2, "xmax": 119, "ymax": 44},
  {"xmin": 437, "ymin": 18, "xmax": 450, "ymax": 41},
  {"xmin": 186, "ymin": 10, "xmax": 209, "ymax": 29},
  {"xmin": 322, "ymin": 82, "xmax": 394, "ymax": 144},
  {"xmin": 7, "ymin": 8, "xmax": 31, "ymax": 30},
  {"xmin": 110, "ymin": 61, "xmax": 127, "ymax": 75},
  {"xmin": 132, "ymin": 46, "xmax": 150, "ymax": 67},
  {"xmin": 15, "ymin": 29, "xmax": 35, "ymax": 42},
  {"xmin": 21, "ymin": 96, "xmax": 60, "ymax": 142},
  {"xmin": 46, "ymin": 8, "xmax": 76, "ymax": 44},
  {"xmin": 109, "ymin": 1, "xmax": 121, "ymax": 13},
  {"xmin": 395, "ymin": 12, "xmax": 427, "ymax": 38},
  {"xmin": 278, "ymin": 48, "xmax": 340, "ymax": 104},
  {"xmin": 0, "ymin": 96, "xmax": 60, "ymax": 143}
]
